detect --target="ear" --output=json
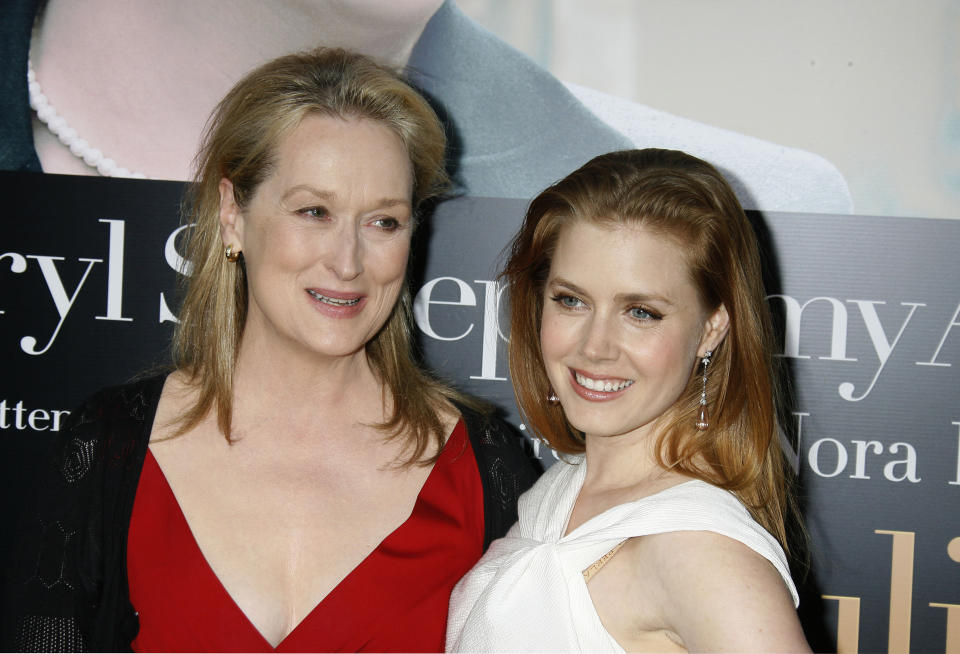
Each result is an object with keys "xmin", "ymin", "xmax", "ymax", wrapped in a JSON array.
[
  {"xmin": 218, "ymin": 178, "xmax": 245, "ymax": 251},
  {"xmin": 699, "ymin": 303, "xmax": 730, "ymax": 356}
]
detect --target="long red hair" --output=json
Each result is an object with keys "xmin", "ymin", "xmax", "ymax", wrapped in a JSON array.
[{"xmin": 503, "ymin": 148, "xmax": 794, "ymax": 549}]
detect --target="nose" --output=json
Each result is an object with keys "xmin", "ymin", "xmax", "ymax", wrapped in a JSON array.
[
  {"xmin": 327, "ymin": 223, "xmax": 364, "ymax": 280},
  {"xmin": 579, "ymin": 312, "xmax": 618, "ymax": 361}
]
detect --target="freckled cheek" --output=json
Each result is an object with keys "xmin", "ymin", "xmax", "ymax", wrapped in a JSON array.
[
  {"xmin": 626, "ymin": 336, "xmax": 687, "ymax": 380},
  {"xmin": 539, "ymin": 316, "xmax": 579, "ymax": 369}
]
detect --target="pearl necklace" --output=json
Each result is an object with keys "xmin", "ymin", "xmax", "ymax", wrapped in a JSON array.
[{"xmin": 27, "ymin": 58, "xmax": 148, "ymax": 179}]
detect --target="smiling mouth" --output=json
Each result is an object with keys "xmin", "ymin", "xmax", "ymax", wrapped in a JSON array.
[
  {"xmin": 307, "ymin": 290, "xmax": 361, "ymax": 306},
  {"xmin": 574, "ymin": 371, "xmax": 634, "ymax": 393}
]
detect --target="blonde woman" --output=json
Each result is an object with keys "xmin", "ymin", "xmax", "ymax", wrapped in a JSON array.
[{"xmin": 6, "ymin": 48, "xmax": 537, "ymax": 652}]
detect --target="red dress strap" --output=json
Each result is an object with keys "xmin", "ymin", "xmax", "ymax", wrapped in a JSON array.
[{"xmin": 127, "ymin": 419, "xmax": 484, "ymax": 652}]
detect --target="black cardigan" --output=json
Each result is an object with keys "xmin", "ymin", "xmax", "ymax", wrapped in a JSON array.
[{"xmin": 2, "ymin": 374, "xmax": 540, "ymax": 651}]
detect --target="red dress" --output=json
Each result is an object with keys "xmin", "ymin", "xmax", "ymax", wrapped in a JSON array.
[{"xmin": 127, "ymin": 420, "xmax": 484, "ymax": 652}]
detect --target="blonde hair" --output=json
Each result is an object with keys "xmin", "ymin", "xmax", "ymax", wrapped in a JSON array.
[
  {"xmin": 503, "ymin": 148, "xmax": 795, "ymax": 548},
  {"xmin": 172, "ymin": 47, "xmax": 466, "ymax": 463}
]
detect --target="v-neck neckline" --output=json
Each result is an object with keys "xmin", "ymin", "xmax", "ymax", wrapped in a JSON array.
[{"xmin": 139, "ymin": 419, "xmax": 465, "ymax": 650}]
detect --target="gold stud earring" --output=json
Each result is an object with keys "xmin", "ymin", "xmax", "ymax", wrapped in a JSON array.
[{"xmin": 225, "ymin": 244, "xmax": 240, "ymax": 263}]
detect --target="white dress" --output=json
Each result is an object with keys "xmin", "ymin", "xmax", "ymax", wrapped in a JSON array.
[{"xmin": 446, "ymin": 456, "xmax": 799, "ymax": 653}]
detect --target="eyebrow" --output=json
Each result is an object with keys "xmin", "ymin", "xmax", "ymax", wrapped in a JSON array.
[
  {"xmin": 548, "ymin": 276, "xmax": 675, "ymax": 306},
  {"xmin": 280, "ymin": 185, "xmax": 411, "ymax": 210}
]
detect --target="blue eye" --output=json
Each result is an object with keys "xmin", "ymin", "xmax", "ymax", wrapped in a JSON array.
[
  {"xmin": 551, "ymin": 294, "xmax": 584, "ymax": 309},
  {"xmin": 300, "ymin": 206, "xmax": 328, "ymax": 220}
]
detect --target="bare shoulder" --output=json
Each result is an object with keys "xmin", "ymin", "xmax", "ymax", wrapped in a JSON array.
[
  {"xmin": 435, "ymin": 397, "xmax": 463, "ymax": 441},
  {"xmin": 151, "ymin": 369, "xmax": 201, "ymax": 441},
  {"xmin": 160, "ymin": 368, "xmax": 195, "ymax": 398},
  {"xmin": 619, "ymin": 530, "xmax": 810, "ymax": 652}
]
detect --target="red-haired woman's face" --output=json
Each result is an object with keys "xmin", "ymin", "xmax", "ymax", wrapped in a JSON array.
[{"xmin": 539, "ymin": 220, "xmax": 728, "ymax": 444}]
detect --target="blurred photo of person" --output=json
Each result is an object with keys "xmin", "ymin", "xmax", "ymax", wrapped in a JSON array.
[{"xmin": 3, "ymin": 0, "xmax": 851, "ymax": 213}]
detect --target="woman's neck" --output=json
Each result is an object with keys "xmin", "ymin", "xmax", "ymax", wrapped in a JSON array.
[
  {"xmin": 579, "ymin": 419, "xmax": 687, "ymax": 496},
  {"xmin": 230, "ymin": 327, "xmax": 387, "ymax": 431},
  {"xmin": 565, "ymin": 424, "xmax": 687, "ymax": 535},
  {"xmin": 30, "ymin": 0, "xmax": 440, "ymax": 180}
]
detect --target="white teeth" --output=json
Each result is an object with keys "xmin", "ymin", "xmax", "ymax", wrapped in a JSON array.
[
  {"xmin": 308, "ymin": 290, "xmax": 360, "ymax": 306},
  {"xmin": 575, "ymin": 372, "xmax": 633, "ymax": 392}
]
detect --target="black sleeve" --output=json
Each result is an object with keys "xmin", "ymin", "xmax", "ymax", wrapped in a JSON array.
[
  {"xmin": 2, "ymin": 376, "xmax": 158, "ymax": 652},
  {"xmin": 1, "ymin": 390, "xmax": 109, "ymax": 652},
  {"xmin": 458, "ymin": 404, "xmax": 543, "ymax": 550}
]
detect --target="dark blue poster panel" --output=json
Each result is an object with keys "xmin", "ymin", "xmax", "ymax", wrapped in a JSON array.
[{"xmin": 1, "ymin": 172, "xmax": 958, "ymax": 652}]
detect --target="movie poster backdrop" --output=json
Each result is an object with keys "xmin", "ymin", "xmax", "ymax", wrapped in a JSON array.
[{"xmin": 1, "ymin": 171, "xmax": 958, "ymax": 651}]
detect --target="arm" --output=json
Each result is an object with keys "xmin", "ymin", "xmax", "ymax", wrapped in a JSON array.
[
  {"xmin": 2, "ymin": 377, "xmax": 159, "ymax": 652},
  {"xmin": 594, "ymin": 530, "xmax": 810, "ymax": 652},
  {"xmin": 2, "ymin": 409, "xmax": 99, "ymax": 651}
]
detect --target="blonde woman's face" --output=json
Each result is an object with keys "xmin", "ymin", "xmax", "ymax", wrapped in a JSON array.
[
  {"xmin": 219, "ymin": 114, "xmax": 413, "ymax": 362},
  {"xmin": 539, "ymin": 221, "xmax": 728, "ymax": 443}
]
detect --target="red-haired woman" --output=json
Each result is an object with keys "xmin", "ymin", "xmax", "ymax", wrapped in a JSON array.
[{"xmin": 448, "ymin": 149, "xmax": 810, "ymax": 652}]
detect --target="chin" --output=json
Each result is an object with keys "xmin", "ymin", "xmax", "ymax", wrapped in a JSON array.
[{"xmin": 562, "ymin": 414, "xmax": 622, "ymax": 440}]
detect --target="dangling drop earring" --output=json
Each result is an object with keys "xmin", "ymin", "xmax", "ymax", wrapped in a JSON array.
[
  {"xmin": 547, "ymin": 389, "xmax": 560, "ymax": 405},
  {"xmin": 695, "ymin": 350, "xmax": 712, "ymax": 430}
]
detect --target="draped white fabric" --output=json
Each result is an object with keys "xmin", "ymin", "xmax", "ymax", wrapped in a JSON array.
[{"xmin": 447, "ymin": 457, "xmax": 798, "ymax": 653}]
